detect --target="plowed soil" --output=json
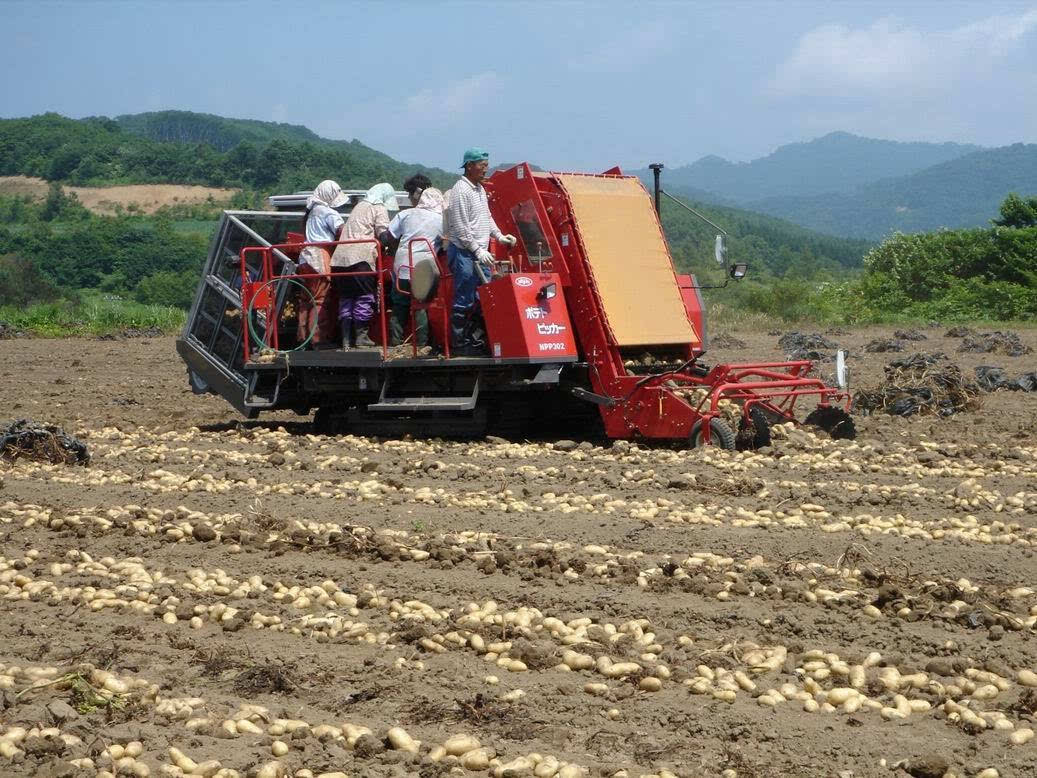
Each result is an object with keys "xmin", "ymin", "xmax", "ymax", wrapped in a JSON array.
[{"xmin": 1, "ymin": 325, "xmax": 1035, "ymax": 778}]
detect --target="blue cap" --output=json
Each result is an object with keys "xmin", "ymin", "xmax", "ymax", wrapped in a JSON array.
[{"xmin": 461, "ymin": 148, "xmax": 489, "ymax": 168}]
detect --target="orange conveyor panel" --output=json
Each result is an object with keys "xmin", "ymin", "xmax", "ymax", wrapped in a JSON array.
[{"xmin": 554, "ymin": 174, "xmax": 697, "ymax": 347}]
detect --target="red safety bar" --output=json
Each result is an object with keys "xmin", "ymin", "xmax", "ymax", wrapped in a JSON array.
[{"xmin": 239, "ymin": 237, "xmax": 390, "ymax": 361}]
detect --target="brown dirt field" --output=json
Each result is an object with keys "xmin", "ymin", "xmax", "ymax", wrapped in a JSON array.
[
  {"xmin": 0, "ymin": 325, "xmax": 1035, "ymax": 778},
  {"xmin": 0, "ymin": 175, "xmax": 235, "ymax": 214}
]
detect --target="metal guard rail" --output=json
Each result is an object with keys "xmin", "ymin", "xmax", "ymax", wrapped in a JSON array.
[{"xmin": 239, "ymin": 237, "xmax": 389, "ymax": 361}]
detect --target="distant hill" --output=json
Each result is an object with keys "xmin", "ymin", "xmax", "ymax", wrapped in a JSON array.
[
  {"xmin": 114, "ymin": 110, "xmax": 450, "ymax": 183},
  {"xmin": 744, "ymin": 144, "xmax": 1037, "ymax": 239},
  {"xmin": 0, "ymin": 111, "xmax": 453, "ymax": 191},
  {"xmin": 115, "ymin": 110, "xmax": 324, "ymax": 151},
  {"xmin": 642, "ymin": 132, "xmax": 982, "ymax": 201}
]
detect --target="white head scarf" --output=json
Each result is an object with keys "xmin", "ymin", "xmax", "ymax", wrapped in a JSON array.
[
  {"xmin": 307, "ymin": 180, "xmax": 347, "ymax": 210},
  {"xmin": 364, "ymin": 182, "xmax": 399, "ymax": 212},
  {"xmin": 416, "ymin": 187, "xmax": 445, "ymax": 214}
]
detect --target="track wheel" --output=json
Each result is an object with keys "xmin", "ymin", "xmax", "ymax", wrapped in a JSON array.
[
  {"xmin": 804, "ymin": 406, "xmax": 856, "ymax": 440},
  {"xmin": 736, "ymin": 407, "xmax": 772, "ymax": 451},
  {"xmin": 689, "ymin": 417, "xmax": 737, "ymax": 450},
  {"xmin": 313, "ymin": 407, "xmax": 348, "ymax": 436}
]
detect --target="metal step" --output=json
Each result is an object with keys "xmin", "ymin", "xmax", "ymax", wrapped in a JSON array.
[
  {"xmin": 244, "ymin": 370, "xmax": 282, "ymax": 408},
  {"xmin": 367, "ymin": 374, "xmax": 480, "ymax": 412}
]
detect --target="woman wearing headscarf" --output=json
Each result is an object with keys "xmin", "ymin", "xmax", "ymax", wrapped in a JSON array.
[
  {"xmin": 385, "ymin": 186, "xmax": 445, "ymax": 348},
  {"xmin": 298, "ymin": 180, "xmax": 347, "ymax": 348},
  {"xmin": 331, "ymin": 183, "xmax": 398, "ymax": 349}
]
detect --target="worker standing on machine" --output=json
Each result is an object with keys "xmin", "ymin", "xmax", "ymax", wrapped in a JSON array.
[
  {"xmin": 445, "ymin": 148, "xmax": 517, "ymax": 355},
  {"xmin": 331, "ymin": 183, "xmax": 399, "ymax": 349},
  {"xmin": 403, "ymin": 173, "xmax": 432, "ymax": 203},
  {"xmin": 298, "ymin": 180, "xmax": 347, "ymax": 349},
  {"xmin": 386, "ymin": 186, "xmax": 444, "ymax": 348}
]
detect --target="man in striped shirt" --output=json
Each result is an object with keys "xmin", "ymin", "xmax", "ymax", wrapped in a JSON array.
[{"xmin": 444, "ymin": 148, "xmax": 517, "ymax": 355}]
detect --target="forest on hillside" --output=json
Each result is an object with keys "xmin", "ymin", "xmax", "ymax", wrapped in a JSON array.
[
  {"xmin": 745, "ymin": 144, "xmax": 1037, "ymax": 240},
  {"xmin": 0, "ymin": 112, "xmax": 451, "ymax": 191}
]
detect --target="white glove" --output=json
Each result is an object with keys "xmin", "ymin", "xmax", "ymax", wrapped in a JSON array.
[
  {"xmin": 476, "ymin": 249, "xmax": 494, "ymax": 265},
  {"xmin": 499, "ymin": 234, "xmax": 518, "ymax": 247}
]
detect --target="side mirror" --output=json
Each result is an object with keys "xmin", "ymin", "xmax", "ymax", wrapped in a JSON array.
[
  {"xmin": 729, "ymin": 263, "xmax": 748, "ymax": 280},
  {"xmin": 537, "ymin": 282, "xmax": 557, "ymax": 300},
  {"xmin": 714, "ymin": 235, "xmax": 727, "ymax": 264}
]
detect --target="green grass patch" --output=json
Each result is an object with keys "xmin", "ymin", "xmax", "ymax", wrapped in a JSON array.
[{"xmin": 0, "ymin": 293, "xmax": 184, "ymax": 337}]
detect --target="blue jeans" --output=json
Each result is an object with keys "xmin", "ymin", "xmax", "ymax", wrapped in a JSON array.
[{"xmin": 447, "ymin": 243, "xmax": 479, "ymax": 313}]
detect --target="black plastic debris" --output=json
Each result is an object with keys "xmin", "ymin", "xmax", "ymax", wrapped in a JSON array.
[
  {"xmin": 864, "ymin": 338, "xmax": 905, "ymax": 353},
  {"xmin": 854, "ymin": 353, "xmax": 981, "ymax": 417},
  {"xmin": 793, "ymin": 349, "xmax": 834, "ymax": 362},
  {"xmin": 975, "ymin": 366, "xmax": 1037, "ymax": 392},
  {"xmin": 957, "ymin": 331, "xmax": 1032, "ymax": 357},
  {"xmin": 888, "ymin": 352, "xmax": 946, "ymax": 370},
  {"xmin": 778, "ymin": 332, "xmax": 838, "ymax": 351},
  {"xmin": 778, "ymin": 332, "xmax": 838, "ymax": 362},
  {"xmin": 0, "ymin": 419, "xmax": 90, "ymax": 465}
]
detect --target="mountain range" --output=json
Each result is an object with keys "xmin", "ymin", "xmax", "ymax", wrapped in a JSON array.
[{"xmin": 636, "ymin": 132, "xmax": 1037, "ymax": 240}]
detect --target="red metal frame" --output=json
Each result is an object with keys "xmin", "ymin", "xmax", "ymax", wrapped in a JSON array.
[
  {"xmin": 484, "ymin": 164, "xmax": 853, "ymax": 442},
  {"xmin": 239, "ymin": 237, "xmax": 390, "ymax": 361}
]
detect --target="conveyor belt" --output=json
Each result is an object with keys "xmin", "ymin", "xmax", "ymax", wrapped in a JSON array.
[{"xmin": 554, "ymin": 174, "xmax": 696, "ymax": 347}]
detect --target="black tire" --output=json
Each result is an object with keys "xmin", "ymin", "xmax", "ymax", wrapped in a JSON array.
[
  {"xmin": 689, "ymin": 417, "xmax": 737, "ymax": 449},
  {"xmin": 804, "ymin": 406, "xmax": 856, "ymax": 440},
  {"xmin": 736, "ymin": 407, "xmax": 772, "ymax": 451}
]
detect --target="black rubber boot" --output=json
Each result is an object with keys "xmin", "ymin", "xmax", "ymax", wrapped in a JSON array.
[
  {"xmin": 466, "ymin": 316, "xmax": 487, "ymax": 351},
  {"xmin": 354, "ymin": 323, "xmax": 376, "ymax": 349},
  {"xmin": 450, "ymin": 312, "xmax": 480, "ymax": 356}
]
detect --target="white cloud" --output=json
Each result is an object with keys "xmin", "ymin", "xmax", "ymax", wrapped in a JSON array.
[
  {"xmin": 767, "ymin": 9, "xmax": 1037, "ymax": 98},
  {"xmin": 403, "ymin": 72, "xmax": 500, "ymax": 124}
]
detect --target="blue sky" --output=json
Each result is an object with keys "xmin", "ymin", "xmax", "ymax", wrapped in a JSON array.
[{"xmin": 2, "ymin": 0, "xmax": 1036, "ymax": 171}]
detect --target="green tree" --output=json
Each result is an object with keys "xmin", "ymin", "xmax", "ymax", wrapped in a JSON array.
[
  {"xmin": 0, "ymin": 254, "xmax": 63, "ymax": 306},
  {"xmin": 992, "ymin": 192, "xmax": 1037, "ymax": 228},
  {"xmin": 134, "ymin": 269, "xmax": 197, "ymax": 308},
  {"xmin": 41, "ymin": 182, "xmax": 67, "ymax": 221}
]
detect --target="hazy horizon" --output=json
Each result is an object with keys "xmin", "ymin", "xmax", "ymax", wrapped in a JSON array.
[{"xmin": 2, "ymin": 0, "xmax": 1035, "ymax": 171}]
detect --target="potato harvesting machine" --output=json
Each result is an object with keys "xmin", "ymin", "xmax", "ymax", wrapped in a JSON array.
[{"xmin": 176, "ymin": 164, "xmax": 853, "ymax": 446}]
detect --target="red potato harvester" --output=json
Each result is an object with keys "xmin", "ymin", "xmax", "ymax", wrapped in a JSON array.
[{"xmin": 176, "ymin": 164, "xmax": 854, "ymax": 446}]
